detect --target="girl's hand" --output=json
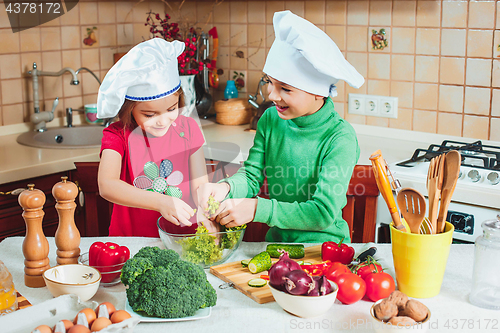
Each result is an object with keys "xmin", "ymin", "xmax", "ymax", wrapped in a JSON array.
[
  {"xmin": 159, "ymin": 195, "xmax": 196, "ymax": 227},
  {"xmin": 197, "ymin": 182, "xmax": 230, "ymax": 218},
  {"xmin": 214, "ymin": 198, "xmax": 258, "ymax": 228}
]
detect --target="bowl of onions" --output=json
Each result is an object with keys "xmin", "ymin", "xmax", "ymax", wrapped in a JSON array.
[{"xmin": 268, "ymin": 252, "xmax": 338, "ymax": 318}]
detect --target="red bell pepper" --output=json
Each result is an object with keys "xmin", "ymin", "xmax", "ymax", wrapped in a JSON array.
[
  {"xmin": 300, "ymin": 261, "xmax": 333, "ymax": 276},
  {"xmin": 321, "ymin": 238, "xmax": 355, "ymax": 265},
  {"xmin": 89, "ymin": 242, "xmax": 130, "ymax": 283}
]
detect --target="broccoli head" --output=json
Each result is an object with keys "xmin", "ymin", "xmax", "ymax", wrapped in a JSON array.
[
  {"xmin": 120, "ymin": 256, "xmax": 154, "ymax": 286},
  {"xmin": 121, "ymin": 246, "xmax": 217, "ymax": 318}
]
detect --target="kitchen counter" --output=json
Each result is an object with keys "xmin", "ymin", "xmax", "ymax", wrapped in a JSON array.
[
  {"xmin": 0, "ymin": 237, "xmax": 498, "ymax": 333},
  {"xmin": 2, "ymin": 117, "xmax": 500, "ymax": 185}
]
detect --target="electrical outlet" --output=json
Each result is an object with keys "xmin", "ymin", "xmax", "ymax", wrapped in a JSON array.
[{"xmin": 348, "ymin": 94, "xmax": 398, "ymax": 119}]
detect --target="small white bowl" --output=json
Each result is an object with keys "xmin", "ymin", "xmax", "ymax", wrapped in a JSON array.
[
  {"xmin": 269, "ymin": 281, "xmax": 338, "ymax": 318},
  {"xmin": 43, "ymin": 264, "xmax": 101, "ymax": 302},
  {"xmin": 369, "ymin": 299, "xmax": 431, "ymax": 333}
]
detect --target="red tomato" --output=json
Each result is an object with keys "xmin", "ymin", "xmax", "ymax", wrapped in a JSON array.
[
  {"xmin": 325, "ymin": 262, "xmax": 350, "ymax": 282},
  {"xmin": 333, "ymin": 273, "xmax": 366, "ymax": 305},
  {"xmin": 364, "ymin": 272, "xmax": 396, "ymax": 302},
  {"xmin": 356, "ymin": 263, "xmax": 383, "ymax": 280}
]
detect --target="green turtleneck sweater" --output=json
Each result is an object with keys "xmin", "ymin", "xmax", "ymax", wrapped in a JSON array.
[{"xmin": 222, "ymin": 98, "xmax": 360, "ymax": 243}]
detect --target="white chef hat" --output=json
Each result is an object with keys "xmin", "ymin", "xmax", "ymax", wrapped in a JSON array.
[
  {"xmin": 263, "ymin": 11, "xmax": 364, "ymax": 98},
  {"xmin": 97, "ymin": 38, "xmax": 185, "ymax": 119}
]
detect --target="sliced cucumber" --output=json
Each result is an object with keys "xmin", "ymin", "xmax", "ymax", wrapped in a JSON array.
[
  {"xmin": 302, "ymin": 262, "xmax": 312, "ymax": 265},
  {"xmin": 241, "ymin": 259, "xmax": 250, "ymax": 267},
  {"xmin": 248, "ymin": 251, "xmax": 272, "ymax": 274},
  {"xmin": 296, "ymin": 260, "xmax": 304, "ymax": 265},
  {"xmin": 248, "ymin": 278, "xmax": 267, "ymax": 287}
]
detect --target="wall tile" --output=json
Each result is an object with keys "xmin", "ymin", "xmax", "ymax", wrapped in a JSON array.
[
  {"xmin": 347, "ymin": 26, "xmax": 368, "ymax": 52},
  {"xmin": 41, "ymin": 27, "xmax": 61, "ymax": 51},
  {"xmin": 369, "ymin": 1, "xmax": 391, "ymax": 26},
  {"xmin": 247, "ymin": 47, "xmax": 265, "ymax": 71},
  {"xmin": 413, "ymin": 109, "xmax": 437, "ymax": 133},
  {"xmin": 326, "ymin": 1, "xmax": 346, "ymax": 25},
  {"xmin": 230, "ymin": 24, "xmax": 247, "ymax": 47},
  {"xmin": 196, "ymin": 2, "xmax": 214, "ymax": 24},
  {"xmin": 217, "ymin": 23, "xmax": 230, "ymax": 46},
  {"xmin": 248, "ymin": 24, "xmax": 266, "ymax": 48},
  {"xmin": 217, "ymin": 45, "xmax": 230, "ymax": 69},
  {"xmin": 61, "ymin": 5, "xmax": 80, "ymax": 26},
  {"xmin": 326, "ymin": 26, "xmax": 345, "ymax": 51},
  {"xmin": 441, "ymin": 29, "xmax": 466, "ymax": 57},
  {"xmin": 367, "ymin": 79, "xmax": 390, "ymax": 96},
  {"xmin": 0, "ymin": 54, "xmax": 21, "ymax": 81},
  {"xmin": 465, "ymin": 59, "xmax": 492, "ymax": 87},
  {"xmin": 468, "ymin": 0, "xmax": 495, "ymax": 29},
  {"xmin": 116, "ymin": 2, "xmax": 133, "ymax": 23},
  {"xmin": 393, "ymin": 0, "xmax": 416, "ymax": 27},
  {"xmin": 0, "ymin": 5, "xmax": 15, "ymax": 28},
  {"xmin": 82, "ymin": 26, "xmax": 100, "ymax": 48},
  {"xmin": 81, "ymin": 49, "xmax": 100, "ymax": 71},
  {"xmin": 83, "ymin": 94, "xmax": 98, "ymax": 106},
  {"xmin": 346, "ymin": 79, "xmax": 367, "ymax": 95},
  {"xmin": 0, "ymin": 29, "xmax": 20, "ymax": 54},
  {"xmin": 437, "ymin": 112, "xmax": 463, "ymax": 137},
  {"xmin": 80, "ymin": 2, "xmax": 98, "ymax": 25},
  {"xmin": 63, "ymin": 77, "xmax": 83, "ymax": 97},
  {"xmin": 132, "ymin": 1, "xmax": 150, "ymax": 23},
  {"xmin": 438, "ymin": 85, "xmax": 464, "ymax": 113},
  {"xmin": 266, "ymin": 24, "xmax": 275, "ymax": 47},
  {"xmin": 332, "ymin": 81, "xmax": 345, "ymax": 102},
  {"xmin": 81, "ymin": 72, "xmax": 100, "ymax": 95},
  {"xmin": 416, "ymin": 28, "xmax": 439, "ymax": 55},
  {"xmin": 391, "ymin": 55, "xmax": 414, "ymax": 81},
  {"xmin": 491, "ymin": 89, "xmax": 500, "ymax": 117},
  {"xmin": 440, "ymin": 57, "xmax": 465, "ymax": 85},
  {"xmin": 493, "ymin": 60, "xmax": 500, "ymax": 88},
  {"xmin": 467, "ymin": 30, "xmax": 494, "ymax": 59},
  {"xmin": 414, "ymin": 83, "xmax": 438, "ymax": 110},
  {"xmin": 99, "ymin": 25, "xmax": 117, "ymax": 47},
  {"xmin": 347, "ymin": 0, "xmax": 368, "ymax": 25},
  {"xmin": 416, "ymin": 0, "xmax": 441, "ymax": 27},
  {"xmin": 61, "ymin": 26, "xmax": 81, "ymax": 50},
  {"xmin": 368, "ymin": 27, "xmax": 391, "ymax": 53},
  {"xmin": 346, "ymin": 52, "xmax": 368, "ymax": 78},
  {"xmin": 464, "ymin": 87, "xmax": 491, "ymax": 116},
  {"xmin": 498, "ymin": 1, "xmax": 500, "ymax": 30},
  {"xmin": 1, "ymin": 78, "xmax": 23, "ymax": 105},
  {"xmin": 248, "ymin": 1, "xmax": 265, "ymax": 23},
  {"xmin": 391, "ymin": 28, "xmax": 415, "ymax": 54},
  {"xmin": 230, "ymin": 1, "xmax": 247, "ymax": 24},
  {"xmin": 366, "ymin": 115, "xmax": 389, "ymax": 127},
  {"xmin": 463, "ymin": 115, "xmax": 489, "ymax": 139},
  {"xmin": 230, "ymin": 46, "xmax": 247, "ymax": 69},
  {"xmin": 62, "ymin": 50, "xmax": 81, "ymax": 71},
  {"xmin": 179, "ymin": 1, "xmax": 197, "ymax": 23},
  {"xmin": 117, "ymin": 24, "xmax": 133, "ymax": 45},
  {"xmin": 442, "ymin": 1, "xmax": 467, "ymax": 28},
  {"xmin": 490, "ymin": 117, "xmax": 500, "ymax": 141},
  {"xmin": 149, "ymin": 2, "xmax": 166, "ymax": 17},
  {"xmin": 345, "ymin": 113, "xmax": 366, "ymax": 125},
  {"xmin": 42, "ymin": 76, "xmax": 63, "ymax": 100},
  {"xmin": 415, "ymin": 56, "xmax": 439, "ymax": 83},
  {"xmin": 133, "ymin": 23, "xmax": 150, "ymax": 45},
  {"xmin": 41, "ymin": 51, "xmax": 62, "ymax": 71},
  {"xmin": 100, "ymin": 47, "xmax": 115, "ymax": 71},
  {"xmin": 389, "ymin": 107, "xmax": 412, "ymax": 130},
  {"xmin": 266, "ymin": 2, "xmax": 285, "ymax": 24},
  {"xmin": 368, "ymin": 53, "xmax": 390, "ymax": 80},
  {"xmin": 20, "ymin": 53, "xmax": 42, "ymax": 78},
  {"xmin": 284, "ymin": 1, "xmax": 304, "ymax": 17},
  {"xmin": 305, "ymin": 1, "xmax": 325, "ymax": 24},
  {"xmin": 20, "ymin": 28, "xmax": 41, "ymax": 52},
  {"xmin": 391, "ymin": 81, "xmax": 413, "ymax": 108},
  {"xmin": 334, "ymin": 102, "xmax": 345, "ymax": 118},
  {"xmin": 98, "ymin": 2, "xmax": 116, "ymax": 24},
  {"xmin": 2, "ymin": 104, "xmax": 24, "ymax": 126},
  {"xmin": 494, "ymin": 31, "xmax": 500, "ymax": 58}
]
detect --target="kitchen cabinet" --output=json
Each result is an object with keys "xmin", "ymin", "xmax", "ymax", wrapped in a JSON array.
[{"xmin": 0, "ymin": 171, "xmax": 84, "ymax": 242}]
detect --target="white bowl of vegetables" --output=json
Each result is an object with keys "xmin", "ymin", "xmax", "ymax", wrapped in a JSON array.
[{"xmin": 268, "ymin": 253, "xmax": 338, "ymax": 318}]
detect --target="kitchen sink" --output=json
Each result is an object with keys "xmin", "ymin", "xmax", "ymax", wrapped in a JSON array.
[{"xmin": 17, "ymin": 126, "xmax": 104, "ymax": 149}]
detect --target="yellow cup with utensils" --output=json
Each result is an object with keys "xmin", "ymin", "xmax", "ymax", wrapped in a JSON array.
[{"xmin": 390, "ymin": 219, "xmax": 454, "ymax": 298}]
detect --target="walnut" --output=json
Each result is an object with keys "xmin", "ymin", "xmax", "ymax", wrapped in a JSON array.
[
  {"xmin": 374, "ymin": 299, "xmax": 398, "ymax": 321},
  {"xmin": 387, "ymin": 290, "xmax": 408, "ymax": 311},
  {"xmin": 388, "ymin": 316, "xmax": 416, "ymax": 327},
  {"xmin": 399, "ymin": 299, "xmax": 429, "ymax": 322}
]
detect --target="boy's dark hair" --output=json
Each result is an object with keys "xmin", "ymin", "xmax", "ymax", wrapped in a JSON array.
[{"xmin": 117, "ymin": 87, "xmax": 186, "ymax": 131}]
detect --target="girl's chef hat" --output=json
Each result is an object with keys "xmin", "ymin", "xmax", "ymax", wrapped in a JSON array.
[
  {"xmin": 97, "ymin": 38, "xmax": 185, "ymax": 119},
  {"xmin": 263, "ymin": 10, "xmax": 364, "ymax": 97}
]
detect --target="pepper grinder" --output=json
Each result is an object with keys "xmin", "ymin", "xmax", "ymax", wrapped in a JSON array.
[
  {"xmin": 18, "ymin": 184, "xmax": 50, "ymax": 288},
  {"xmin": 53, "ymin": 176, "xmax": 81, "ymax": 265}
]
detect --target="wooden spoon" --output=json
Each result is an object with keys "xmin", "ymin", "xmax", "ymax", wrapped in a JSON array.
[
  {"xmin": 436, "ymin": 150, "xmax": 461, "ymax": 233},
  {"xmin": 397, "ymin": 188, "xmax": 427, "ymax": 234}
]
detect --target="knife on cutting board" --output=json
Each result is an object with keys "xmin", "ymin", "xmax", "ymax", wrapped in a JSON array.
[{"xmin": 370, "ymin": 150, "xmax": 407, "ymax": 232}]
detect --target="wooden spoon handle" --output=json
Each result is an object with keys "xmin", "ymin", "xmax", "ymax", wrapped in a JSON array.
[{"xmin": 437, "ymin": 189, "xmax": 451, "ymax": 233}]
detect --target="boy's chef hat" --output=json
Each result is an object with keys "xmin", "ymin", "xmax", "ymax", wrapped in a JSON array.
[
  {"xmin": 263, "ymin": 11, "xmax": 364, "ymax": 97},
  {"xmin": 97, "ymin": 38, "xmax": 185, "ymax": 119}
]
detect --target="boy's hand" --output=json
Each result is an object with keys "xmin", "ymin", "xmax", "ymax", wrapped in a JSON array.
[
  {"xmin": 159, "ymin": 196, "xmax": 196, "ymax": 227},
  {"xmin": 197, "ymin": 183, "xmax": 230, "ymax": 219},
  {"xmin": 214, "ymin": 198, "xmax": 257, "ymax": 228}
]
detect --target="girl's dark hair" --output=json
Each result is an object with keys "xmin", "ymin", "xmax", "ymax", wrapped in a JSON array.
[{"xmin": 117, "ymin": 87, "xmax": 186, "ymax": 131}]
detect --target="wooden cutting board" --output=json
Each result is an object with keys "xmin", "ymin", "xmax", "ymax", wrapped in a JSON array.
[{"xmin": 210, "ymin": 245, "xmax": 324, "ymax": 304}]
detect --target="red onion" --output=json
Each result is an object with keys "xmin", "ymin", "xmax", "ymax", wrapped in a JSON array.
[
  {"xmin": 307, "ymin": 276, "xmax": 321, "ymax": 296},
  {"xmin": 284, "ymin": 270, "xmax": 315, "ymax": 295},
  {"xmin": 268, "ymin": 252, "xmax": 301, "ymax": 290},
  {"xmin": 319, "ymin": 275, "xmax": 333, "ymax": 296}
]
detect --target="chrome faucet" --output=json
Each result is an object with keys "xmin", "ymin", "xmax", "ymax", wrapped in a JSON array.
[{"xmin": 28, "ymin": 62, "xmax": 80, "ymax": 132}]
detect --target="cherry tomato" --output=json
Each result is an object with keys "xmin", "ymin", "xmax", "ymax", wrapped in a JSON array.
[
  {"xmin": 364, "ymin": 272, "xmax": 396, "ymax": 302},
  {"xmin": 324, "ymin": 262, "xmax": 350, "ymax": 282},
  {"xmin": 333, "ymin": 273, "xmax": 366, "ymax": 305},
  {"xmin": 356, "ymin": 263, "xmax": 383, "ymax": 280}
]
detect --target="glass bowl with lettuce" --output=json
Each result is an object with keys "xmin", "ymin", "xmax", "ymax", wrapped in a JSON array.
[{"xmin": 157, "ymin": 196, "xmax": 246, "ymax": 268}]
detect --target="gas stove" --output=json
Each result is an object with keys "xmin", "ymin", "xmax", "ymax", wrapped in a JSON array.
[{"xmin": 376, "ymin": 140, "xmax": 500, "ymax": 243}]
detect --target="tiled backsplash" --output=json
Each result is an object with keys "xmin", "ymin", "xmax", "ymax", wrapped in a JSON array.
[{"xmin": 0, "ymin": 0, "xmax": 499, "ymax": 141}]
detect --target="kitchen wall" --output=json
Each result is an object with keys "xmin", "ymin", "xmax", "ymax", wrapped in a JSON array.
[{"xmin": 0, "ymin": 0, "xmax": 499, "ymax": 141}]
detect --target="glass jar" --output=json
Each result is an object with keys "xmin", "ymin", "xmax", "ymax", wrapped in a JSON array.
[
  {"xmin": 469, "ymin": 217, "xmax": 500, "ymax": 310},
  {"xmin": 224, "ymin": 80, "xmax": 239, "ymax": 99},
  {"xmin": 0, "ymin": 260, "xmax": 17, "ymax": 315}
]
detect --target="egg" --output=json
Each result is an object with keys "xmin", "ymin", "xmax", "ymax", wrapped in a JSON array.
[
  {"xmin": 53, "ymin": 319, "xmax": 74, "ymax": 332},
  {"xmin": 73, "ymin": 308, "xmax": 96, "ymax": 326},
  {"xmin": 96, "ymin": 302, "xmax": 116, "ymax": 317},
  {"xmin": 90, "ymin": 317, "xmax": 112, "ymax": 331},
  {"xmin": 33, "ymin": 325, "xmax": 53, "ymax": 333},
  {"xmin": 110, "ymin": 310, "xmax": 132, "ymax": 324},
  {"xmin": 67, "ymin": 325, "xmax": 90, "ymax": 333}
]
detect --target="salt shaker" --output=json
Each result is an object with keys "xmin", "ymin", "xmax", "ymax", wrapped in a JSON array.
[
  {"xmin": 469, "ymin": 217, "xmax": 500, "ymax": 310},
  {"xmin": 0, "ymin": 260, "xmax": 18, "ymax": 315}
]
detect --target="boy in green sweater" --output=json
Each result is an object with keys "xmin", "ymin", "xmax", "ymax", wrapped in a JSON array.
[{"xmin": 198, "ymin": 11, "xmax": 364, "ymax": 243}]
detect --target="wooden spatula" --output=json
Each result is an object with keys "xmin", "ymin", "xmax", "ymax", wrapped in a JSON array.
[
  {"xmin": 436, "ymin": 150, "xmax": 461, "ymax": 233},
  {"xmin": 397, "ymin": 188, "xmax": 426, "ymax": 234}
]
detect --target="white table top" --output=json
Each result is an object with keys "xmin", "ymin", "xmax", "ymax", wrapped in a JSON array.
[{"xmin": 0, "ymin": 237, "xmax": 498, "ymax": 333}]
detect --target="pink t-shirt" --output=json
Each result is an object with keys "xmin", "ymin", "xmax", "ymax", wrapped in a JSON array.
[{"xmin": 100, "ymin": 115, "xmax": 204, "ymax": 237}]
